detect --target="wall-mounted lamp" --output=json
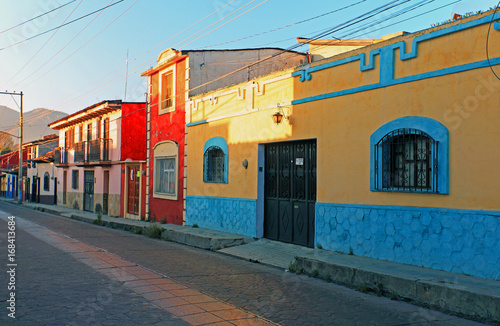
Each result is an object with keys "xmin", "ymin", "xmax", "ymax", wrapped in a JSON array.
[
  {"xmin": 272, "ymin": 111, "xmax": 283, "ymax": 124},
  {"xmin": 272, "ymin": 104, "xmax": 290, "ymax": 124},
  {"xmin": 242, "ymin": 159, "xmax": 248, "ymax": 169}
]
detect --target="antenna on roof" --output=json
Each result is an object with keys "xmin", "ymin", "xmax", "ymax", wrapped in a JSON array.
[{"xmin": 124, "ymin": 49, "xmax": 129, "ymax": 101}]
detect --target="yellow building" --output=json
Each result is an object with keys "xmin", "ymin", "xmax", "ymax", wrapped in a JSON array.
[{"xmin": 186, "ymin": 11, "xmax": 500, "ymax": 280}]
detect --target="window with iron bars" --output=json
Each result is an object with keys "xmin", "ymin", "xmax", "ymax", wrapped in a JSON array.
[
  {"xmin": 204, "ymin": 146, "xmax": 225, "ymax": 183},
  {"xmin": 374, "ymin": 128, "xmax": 438, "ymax": 192}
]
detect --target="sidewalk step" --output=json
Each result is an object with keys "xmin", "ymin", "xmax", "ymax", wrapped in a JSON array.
[{"xmin": 294, "ymin": 253, "xmax": 500, "ymax": 323}]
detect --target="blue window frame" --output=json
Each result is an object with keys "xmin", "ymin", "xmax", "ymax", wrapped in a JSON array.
[
  {"xmin": 203, "ymin": 137, "xmax": 228, "ymax": 183},
  {"xmin": 370, "ymin": 116, "xmax": 449, "ymax": 194}
]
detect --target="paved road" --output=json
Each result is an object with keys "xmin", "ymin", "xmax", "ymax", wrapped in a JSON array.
[{"xmin": 0, "ymin": 203, "xmax": 488, "ymax": 325}]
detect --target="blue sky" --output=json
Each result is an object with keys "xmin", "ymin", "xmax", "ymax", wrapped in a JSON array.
[{"xmin": 0, "ymin": 0, "xmax": 498, "ymax": 116}]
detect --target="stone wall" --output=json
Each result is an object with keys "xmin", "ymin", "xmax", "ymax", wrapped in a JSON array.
[{"xmin": 315, "ymin": 203, "xmax": 500, "ymax": 280}]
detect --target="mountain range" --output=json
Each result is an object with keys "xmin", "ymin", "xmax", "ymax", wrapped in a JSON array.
[{"xmin": 0, "ymin": 106, "xmax": 67, "ymax": 147}]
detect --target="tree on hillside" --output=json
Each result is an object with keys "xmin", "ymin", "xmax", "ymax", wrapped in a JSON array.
[{"xmin": 0, "ymin": 132, "xmax": 14, "ymax": 154}]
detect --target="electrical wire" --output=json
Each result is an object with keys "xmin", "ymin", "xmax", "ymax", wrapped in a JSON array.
[
  {"xmin": 51, "ymin": 0, "xmax": 437, "ymax": 114},
  {"xmin": 179, "ymin": 0, "xmax": 270, "ymax": 50},
  {"xmin": 174, "ymin": 0, "xmax": 258, "ymax": 49},
  {"xmin": 53, "ymin": 0, "xmax": 392, "ymax": 111},
  {"xmin": 0, "ymin": 0, "xmax": 77, "ymax": 35},
  {"xmin": 11, "ymin": 0, "xmax": 112, "ymax": 89},
  {"xmin": 182, "ymin": 0, "xmax": 410, "ymax": 96},
  {"xmin": 346, "ymin": 0, "xmax": 461, "ymax": 38},
  {"xmin": 198, "ymin": 0, "xmax": 367, "ymax": 49},
  {"xmin": 41, "ymin": 0, "xmax": 242, "ymax": 109},
  {"xmin": 3, "ymin": 0, "xmax": 85, "ymax": 88},
  {"xmin": 47, "ymin": 0, "xmax": 363, "ymax": 111},
  {"xmin": 486, "ymin": 1, "xmax": 500, "ymax": 80},
  {"xmin": 22, "ymin": 0, "xmax": 139, "ymax": 89},
  {"xmin": 50, "ymin": 0, "xmax": 269, "ymax": 111},
  {"xmin": 0, "ymin": 0, "xmax": 125, "ymax": 51}
]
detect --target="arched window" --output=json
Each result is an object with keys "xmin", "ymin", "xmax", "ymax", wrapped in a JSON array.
[
  {"xmin": 377, "ymin": 129, "xmax": 435, "ymax": 191},
  {"xmin": 43, "ymin": 172, "xmax": 50, "ymax": 192},
  {"xmin": 153, "ymin": 141, "xmax": 179, "ymax": 200},
  {"xmin": 203, "ymin": 137, "xmax": 228, "ymax": 183},
  {"xmin": 371, "ymin": 117, "xmax": 449, "ymax": 194}
]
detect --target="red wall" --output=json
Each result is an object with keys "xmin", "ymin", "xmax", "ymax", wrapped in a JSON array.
[
  {"xmin": 0, "ymin": 149, "xmax": 27, "ymax": 170},
  {"xmin": 120, "ymin": 102, "xmax": 147, "ymax": 161},
  {"xmin": 148, "ymin": 59, "xmax": 186, "ymax": 224},
  {"xmin": 120, "ymin": 102, "xmax": 147, "ymax": 219}
]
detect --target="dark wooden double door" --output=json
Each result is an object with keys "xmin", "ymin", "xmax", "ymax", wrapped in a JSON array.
[{"xmin": 264, "ymin": 140, "xmax": 316, "ymax": 247}]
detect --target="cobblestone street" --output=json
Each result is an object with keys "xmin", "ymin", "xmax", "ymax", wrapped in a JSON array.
[{"xmin": 0, "ymin": 204, "xmax": 488, "ymax": 325}]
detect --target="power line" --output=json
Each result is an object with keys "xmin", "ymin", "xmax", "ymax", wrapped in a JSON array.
[
  {"xmin": 42, "ymin": 0, "xmax": 241, "ymax": 109},
  {"xmin": 179, "ymin": 0, "xmax": 269, "ymax": 50},
  {"xmin": 0, "ymin": 0, "xmax": 77, "ymax": 35},
  {"xmin": 0, "ymin": 0, "xmax": 125, "ymax": 51},
  {"xmin": 3, "ymin": 0, "xmax": 85, "ymax": 88},
  {"xmin": 486, "ymin": 1, "xmax": 500, "ymax": 80},
  {"xmin": 22, "ymin": 0, "xmax": 139, "ymax": 89},
  {"xmin": 198, "ymin": 0, "xmax": 367, "ymax": 49},
  {"xmin": 50, "ymin": 0, "xmax": 266, "ymax": 111},
  {"xmin": 66, "ymin": 0, "xmax": 408, "ymax": 112},
  {"xmin": 346, "ymin": 0, "xmax": 461, "ymax": 38}
]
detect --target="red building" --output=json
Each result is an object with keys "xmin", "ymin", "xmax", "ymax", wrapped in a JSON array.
[
  {"xmin": 141, "ymin": 48, "xmax": 307, "ymax": 224},
  {"xmin": 119, "ymin": 102, "xmax": 148, "ymax": 220},
  {"xmin": 141, "ymin": 49, "xmax": 186, "ymax": 224}
]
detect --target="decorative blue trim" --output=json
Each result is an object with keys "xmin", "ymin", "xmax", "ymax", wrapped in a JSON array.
[
  {"xmin": 370, "ymin": 116, "xmax": 449, "ymax": 194},
  {"xmin": 187, "ymin": 120, "xmax": 207, "ymax": 127},
  {"xmin": 256, "ymin": 144, "xmax": 265, "ymax": 238},
  {"xmin": 316, "ymin": 201, "xmax": 500, "ymax": 216},
  {"xmin": 292, "ymin": 57, "xmax": 500, "ymax": 105},
  {"xmin": 495, "ymin": 20, "xmax": 500, "ymax": 31},
  {"xmin": 292, "ymin": 13, "xmax": 500, "ymax": 106},
  {"xmin": 294, "ymin": 13, "xmax": 500, "ymax": 82},
  {"xmin": 203, "ymin": 137, "xmax": 228, "ymax": 183}
]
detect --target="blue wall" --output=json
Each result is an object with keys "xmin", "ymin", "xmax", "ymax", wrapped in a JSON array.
[
  {"xmin": 315, "ymin": 203, "xmax": 500, "ymax": 280},
  {"xmin": 186, "ymin": 196, "xmax": 257, "ymax": 237}
]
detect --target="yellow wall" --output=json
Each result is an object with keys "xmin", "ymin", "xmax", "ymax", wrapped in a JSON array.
[{"xmin": 187, "ymin": 12, "xmax": 500, "ymax": 211}]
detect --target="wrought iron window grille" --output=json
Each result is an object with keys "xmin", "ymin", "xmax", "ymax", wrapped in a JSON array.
[
  {"xmin": 204, "ymin": 146, "xmax": 225, "ymax": 183},
  {"xmin": 374, "ymin": 128, "xmax": 438, "ymax": 193}
]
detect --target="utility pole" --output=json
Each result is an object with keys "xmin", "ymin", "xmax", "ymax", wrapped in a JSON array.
[
  {"xmin": 18, "ymin": 92, "xmax": 23, "ymax": 204},
  {"xmin": 0, "ymin": 91, "xmax": 23, "ymax": 204}
]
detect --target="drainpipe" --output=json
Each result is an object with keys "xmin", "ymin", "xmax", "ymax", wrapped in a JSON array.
[{"xmin": 145, "ymin": 82, "xmax": 151, "ymax": 220}]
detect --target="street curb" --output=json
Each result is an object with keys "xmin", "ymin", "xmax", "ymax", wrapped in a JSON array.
[
  {"xmin": 294, "ymin": 256, "xmax": 500, "ymax": 324},
  {"xmin": 22, "ymin": 201, "xmax": 251, "ymax": 251}
]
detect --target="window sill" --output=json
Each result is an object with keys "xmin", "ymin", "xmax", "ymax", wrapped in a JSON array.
[
  {"xmin": 371, "ymin": 188, "xmax": 445, "ymax": 194},
  {"xmin": 153, "ymin": 192, "xmax": 178, "ymax": 201},
  {"xmin": 159, "ymin": 106, "xmax": 175, "ymax": 116}
]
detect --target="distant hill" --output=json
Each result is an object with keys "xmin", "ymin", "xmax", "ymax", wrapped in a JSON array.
[{"xmin": 0, "ymin": 106, "xmax": 67, "ymax": 145}]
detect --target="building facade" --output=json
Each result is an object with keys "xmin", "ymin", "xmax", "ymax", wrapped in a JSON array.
[
  {"xmin": 49, "ymin": 100, "xmax": 144, "ymax": 216},
  {"xmin": 141, "ymin": 48, "xmax": 306, "ymax": 224},
  {"xmin": 25, "ymin": 135, "xmax": 59, "ymax": 204},
  {"xmin": 185, "ymin": 12, "xmax": 500, "ymax": 280}
]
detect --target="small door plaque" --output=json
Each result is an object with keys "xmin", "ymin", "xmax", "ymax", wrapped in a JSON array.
[{"xmin": 295, "ymin": 158, "xmax": 304, "ymax": 165}]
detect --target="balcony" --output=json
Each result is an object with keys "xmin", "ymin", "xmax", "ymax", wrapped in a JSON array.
[
  {"xmin": 73, "ymin": 138, "xmax": 113, "ymax": 165},
  {"xmin": 54, "ymin": 148, "xmax": 68, "ymax": 165}
]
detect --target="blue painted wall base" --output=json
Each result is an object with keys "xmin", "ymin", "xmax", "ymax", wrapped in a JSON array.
[
  {"xmin": 186, "ymin": 196, "xmax": 257, "ymax": 238},
  {"xmin": 315, "ymin": 203, "xmax": 500, "ymax": 280}
]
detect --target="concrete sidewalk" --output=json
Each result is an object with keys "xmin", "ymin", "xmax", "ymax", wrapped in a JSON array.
[{"xmin": 2, "ymin": 198, "xmax": 499, "ymax": 324}]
